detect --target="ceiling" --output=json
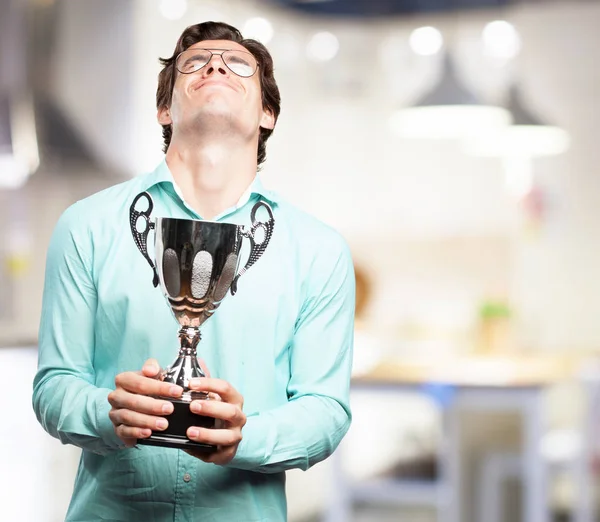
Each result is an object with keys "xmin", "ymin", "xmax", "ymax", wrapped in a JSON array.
[
  {"xmin": 270, "ymin": 0, "xmax": 600, "ymax": 17},
  {"xmin": 271, "ymin": 0, "xmax": 514, "ymax": 17}
]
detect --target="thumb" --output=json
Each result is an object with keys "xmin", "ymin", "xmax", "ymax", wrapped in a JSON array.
[{"xmin": 142, "ymin": 358, "xmax": 162, "ymax": 378}]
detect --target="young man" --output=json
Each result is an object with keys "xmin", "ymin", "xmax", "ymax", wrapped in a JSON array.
[{"xmin": 33, "ymin": 21, "xmax": 355, "ymax": 521}]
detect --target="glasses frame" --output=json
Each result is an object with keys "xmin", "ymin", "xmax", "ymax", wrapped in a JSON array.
[{"xmin": 174, "ymin": 48, "xmax": 259, "ymax": 78}]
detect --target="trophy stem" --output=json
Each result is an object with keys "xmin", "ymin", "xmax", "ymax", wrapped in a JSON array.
[
  {"xmin": 178, "ymin": 326, "xmax": 201, "ymax": 357},
  {"xmin": 159, "ymin": 327, "xmax": 207, "ymax": 402}
]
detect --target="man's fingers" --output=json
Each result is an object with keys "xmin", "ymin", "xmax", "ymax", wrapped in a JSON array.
[
  {"xmin": 184, "ymin": 447, "xmax": 235, "ymax": 465},
  {"xmin": 109, "ymin": 408, "xmax": 170, "ymax": 432},
  {"xmin": 119, "ymin": 435, "xmax": 139, "ymax": 448},
  {"xmin": 186, "ymin": 426, "xmax": 242, "ymax": 447},
  {"xmin": 203, "ymin": 447, "xmax": 237, "ymax": 465},
  {"xmin": 115, "ymin": 423, "xmax": 152, "ymax": 443},
  {"xmin": 188, "ymin": 378, "xmax": 243, "ymax": 406},
  {"xmin": 189, "ymin": 400, "xmax": 245, "ymax": 426},
  {"xmin": 114, "ymin": 371, "xmax": 183, "ymax": 398},
  {"xmin": 108, "ymin": 388, "xmax": 175, "ymax": 416},
  {"xmin": 184, "ymin": 447, "xmax": 215, "ymax": 460}
]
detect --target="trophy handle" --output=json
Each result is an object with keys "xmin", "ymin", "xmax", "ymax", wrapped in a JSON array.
[
  {"xmin": 230, "ymin": 200, "xmax": 275, "ymax": 295},
  {"xmin": 129, "ymin": 191, "xmax": 159, "ymax": 288}
]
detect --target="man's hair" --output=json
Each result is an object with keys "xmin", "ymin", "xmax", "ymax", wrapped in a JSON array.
[{"xmin": 156, "ymin": 21, "xmax": 281, "ymax": 168}]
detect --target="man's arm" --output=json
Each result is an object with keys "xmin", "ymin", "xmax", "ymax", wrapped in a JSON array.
[
  {"xmin": 212, "ymin": 238, "xmax": 355, "ymax": 473},
  {"xmin": 32, "ymin": 204, "xmax": 124, "ymax": 455}
]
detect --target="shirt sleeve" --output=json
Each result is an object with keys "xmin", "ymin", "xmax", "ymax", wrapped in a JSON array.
[
  {"xmin": 228, "ymin": 236, "xmax": 355, "ymax": 474},
  {"xmin": 32, "ymin": 203, "xmax": 124, "ymax": 455}
]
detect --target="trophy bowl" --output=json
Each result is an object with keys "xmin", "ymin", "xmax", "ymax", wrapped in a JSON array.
[{"xmin": 129, "ymin": 191, "xmax": 274, "ymax": 450}]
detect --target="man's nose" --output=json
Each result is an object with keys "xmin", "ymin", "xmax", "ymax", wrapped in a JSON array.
[{"xmin": 203, "ymin": 54, "xmax": 228, "ymax": 76}]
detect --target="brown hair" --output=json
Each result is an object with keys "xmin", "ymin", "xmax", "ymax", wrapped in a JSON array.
[{"xmin": 156, "ymin": 21, "xmax": 281, "ymax": 168}]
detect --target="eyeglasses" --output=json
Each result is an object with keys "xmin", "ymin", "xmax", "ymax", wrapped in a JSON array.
[{"xmin": 175, "ymin": 48, "xmax": 259, "ymax": 78}]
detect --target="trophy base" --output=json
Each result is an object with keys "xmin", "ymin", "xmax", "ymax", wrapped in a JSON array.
[
  {"xmin": 138, "ymin": 433, "xmax": 215, "ymax": 451},
  {"xmin": 137, "ymin": 397, "xmax": 217, "ymax": 452}
]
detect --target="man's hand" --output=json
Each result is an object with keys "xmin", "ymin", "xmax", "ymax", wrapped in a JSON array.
[
  {"xmin": 108, "ymin": 358, "xmax": 183, "ymax": 447},
  {"xmin": 185, "ymin": 377, "xmax": 247, "ymax": 465}
]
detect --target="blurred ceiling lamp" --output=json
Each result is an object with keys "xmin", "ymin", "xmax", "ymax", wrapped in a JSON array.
[
  {"xmin": 0, "ymin": 93, "xmax": 39, "ymax": 190},
  {"xmin": 464, "ymin": 85, "xmax": 570, "ymax": 158},
  {"xmin": 243, "ymin": 17, "xmax": 274, "ymax": 44},
  {"xmin": 306, "ymin": 31, "xmax": 339, "ymax": 62},
  {"xmin": 482, "ymin": 20, "xmax": 521, "ymax": 61},
  {"xmin": 465, "ymin": 85, "xmax": 570, "ymax": 199},
  {"xmin": 390, "ymin": 53, "xmax": 511, "ymax": 139},
  {"xmin": 159, "ymin": 0, "xmax": 187, "ymax": 21},
  {"xmin": 409, "ymin": 26, "xmax": 443, "ymax": 57}
]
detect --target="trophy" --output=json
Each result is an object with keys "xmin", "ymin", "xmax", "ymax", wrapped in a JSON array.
[{"xmin": 129, "ymin": 191, "xmax": 274, "ymax": 450}]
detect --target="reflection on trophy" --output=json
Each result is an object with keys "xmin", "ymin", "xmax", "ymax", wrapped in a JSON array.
[{"xmin": 129, "ymin": 191, "xmax": 274, "ymax": 450}]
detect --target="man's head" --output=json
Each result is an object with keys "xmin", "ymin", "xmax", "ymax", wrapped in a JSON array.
[{"xmin": 156, "ymin": 21, "xmax": 281, "ymax": 168}]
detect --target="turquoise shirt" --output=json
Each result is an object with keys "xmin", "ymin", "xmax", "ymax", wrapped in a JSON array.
[{"xmin": 33, "ymin": 161, "xmax": 355, "ymax": 522}]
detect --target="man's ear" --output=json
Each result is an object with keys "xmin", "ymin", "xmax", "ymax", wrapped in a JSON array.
[
  {"xmin": 260, "ymin": 108, "xmax": 275, "ymax": 130},
  {"xmin": 158, "ymin": 106, "xmax": 172, "ymax": 126}
]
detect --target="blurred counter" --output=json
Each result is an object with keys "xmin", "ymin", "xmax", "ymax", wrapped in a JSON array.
[{"xmin": 353, "ymin": 354, "xmax": 581, "ymax": 388}]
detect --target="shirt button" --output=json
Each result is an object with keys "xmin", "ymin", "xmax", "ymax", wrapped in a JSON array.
[{"xmin": 183, "ymin": 473, "xmax": 191, "ymax": 483}]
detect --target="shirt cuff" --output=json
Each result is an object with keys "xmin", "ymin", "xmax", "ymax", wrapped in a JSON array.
[{"xmin": 226, "ymin": 411, "xmax": 309, "ymax": 472}]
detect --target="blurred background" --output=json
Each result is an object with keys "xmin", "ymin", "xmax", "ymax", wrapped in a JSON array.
[{"xmin": 1, "ymin": 0, "xmax": 600, "ymax": 521}]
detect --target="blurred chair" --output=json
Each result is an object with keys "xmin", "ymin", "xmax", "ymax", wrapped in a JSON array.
[{"xmin": 477, "ymin": 371, "xmax": 600, "ymax": 522}]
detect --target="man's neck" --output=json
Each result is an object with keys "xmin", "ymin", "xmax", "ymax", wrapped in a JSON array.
[{"xmin": 165, "ymin": 139, "xmax": 258, "ymax": 220}]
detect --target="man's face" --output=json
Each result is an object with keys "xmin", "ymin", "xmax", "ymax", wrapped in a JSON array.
[{"xmin": 158, "ymin": 40, "xmax": 274, "ymax": 141}]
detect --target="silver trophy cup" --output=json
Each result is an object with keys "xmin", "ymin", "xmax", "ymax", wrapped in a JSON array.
[{"xmin": 129, "ymin": 191, "xmax": 274, "ymax": 450}]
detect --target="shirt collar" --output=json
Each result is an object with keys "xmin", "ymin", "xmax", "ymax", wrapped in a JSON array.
[{"xmin": 140, "ymin": 159, "xmax": 279, "ymax": 207}]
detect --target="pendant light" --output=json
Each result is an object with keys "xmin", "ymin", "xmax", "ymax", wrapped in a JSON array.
[
  {"xmin": 464, "ymin": 84, "xmax": 570, "ymax": 157},
  {"xmin": 390, "ymin": 53, "xmax": 512, "ymax": 139},
  {"xmin": 465, "ymin": 85, "xmax": 570, "ymax": 198}
]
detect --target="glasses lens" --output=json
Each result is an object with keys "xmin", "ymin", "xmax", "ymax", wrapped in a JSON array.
[
  {"xmin": 223, "ymin": 50, "xmax": 257, "ymax": 77},
  {"xmin": 176, "ymin": 49, "xmax": 211, "ymax": 74}
]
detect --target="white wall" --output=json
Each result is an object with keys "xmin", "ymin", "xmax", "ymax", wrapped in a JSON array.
[
  {"xmin": 0, "ymin": 347, "xmax": 80, "ymax": 522},
  {"xmin": 508, "ymin": 4, "xmax": 600, "ymax": 351}
]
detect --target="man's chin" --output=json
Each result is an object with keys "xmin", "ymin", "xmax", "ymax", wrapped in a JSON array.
[
  {"xmin": 196, "ymin": 97, "xmax": 236, "ymax": 115},
  {"xmin": 187, "ymin": 110, "xmax": 240, "ymax": 135}
]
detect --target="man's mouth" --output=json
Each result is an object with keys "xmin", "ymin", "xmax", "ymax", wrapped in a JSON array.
[{"xmin": 192, "ymin": 80, "xmax": 236, "ymax": 92}]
